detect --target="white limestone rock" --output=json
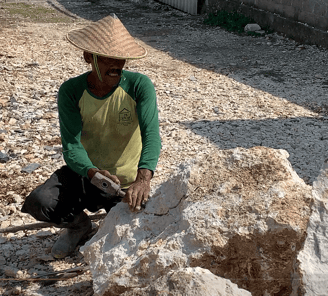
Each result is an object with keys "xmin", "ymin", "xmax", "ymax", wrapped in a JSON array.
[
  {"xmin": 298, "ymin": 161, "xmax": 328, "ymax": 295},
  {"xmin": 81, "ymin": 147, "xmax": 312, "ymax": 296},
  {"xmin": 126, "ymin": 267, "xmax": 251, "ymax": 296},
  {"xmin": 244, "ymin": 24, "xmax": 261, "ymax": 32}
]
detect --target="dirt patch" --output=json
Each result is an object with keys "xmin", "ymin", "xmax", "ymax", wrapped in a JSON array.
[
  {"xmin": 0, "ymin": 2, "xmax": 75, "ymax": 28},
  {"xmin": 190, "ymin": 229, "xmax": 306, "ymax": 296}
]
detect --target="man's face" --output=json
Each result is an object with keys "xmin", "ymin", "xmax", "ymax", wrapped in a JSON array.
[{"xmin": 84, "ymin": 52, "xmax": 126, "ymax": 85}]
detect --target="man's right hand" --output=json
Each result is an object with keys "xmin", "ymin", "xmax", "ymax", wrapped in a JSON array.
[{"xmin": 87, "ymin": 168, "xmax": 120, "ymax": 185}]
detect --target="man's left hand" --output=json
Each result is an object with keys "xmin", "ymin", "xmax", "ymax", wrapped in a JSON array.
[{"xmin": 123, "ymin": 168, "xmax": 152, "ymax": 212}]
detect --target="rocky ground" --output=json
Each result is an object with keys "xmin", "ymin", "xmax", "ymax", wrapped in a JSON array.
[{"xmin": 0, "ymin": 0, "xmax": 327, "ymax": 295}]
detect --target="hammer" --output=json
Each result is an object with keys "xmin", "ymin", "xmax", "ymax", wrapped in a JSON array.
[{"xmin": 90, "ymin": 172, "xmax": 144, "ymax": 211}]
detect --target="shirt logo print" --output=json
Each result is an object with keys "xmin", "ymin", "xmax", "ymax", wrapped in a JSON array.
[{"xmin": 119, "ymin": 108, "xmax": 132, "ymax": 126}]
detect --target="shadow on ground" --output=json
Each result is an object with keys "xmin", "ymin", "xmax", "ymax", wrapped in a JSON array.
[
  {"xmin": 47, "ymin": 0, "xmax": 328, "ymax": 115},
  {"xmin": 45, "ymin": 0, "xmax": 328, "ymax": 183},
  {"xmin": 182, "ymin": 117, "xmax": 328, "ymax": 184}
]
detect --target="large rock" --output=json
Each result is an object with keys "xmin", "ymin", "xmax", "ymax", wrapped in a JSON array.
[
  {"xmin": 81, "ymin": 147, "xmax": 312, "ymax": 296},
  {"xmin": 122, "ymin": 267, "xmax": 251, "ymax": 296},
  {"xmin": 298, "ymin": 161, "xmax": 328, "ymax": 295}
]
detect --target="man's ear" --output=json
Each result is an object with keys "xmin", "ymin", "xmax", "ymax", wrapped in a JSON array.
[{"xmin": 83, "ymin": 51, "xmax": 92, "ymax": 64}]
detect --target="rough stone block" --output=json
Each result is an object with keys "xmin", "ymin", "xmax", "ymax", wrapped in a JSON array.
[
  {"xmin": 283, "ymin": 5, "xmax": 296, "ymax": 18},
  {"xmin": 314, "ymin": 3, "xmax": 328, "ymax": 17},
  {"xmin": 298, "ymin": 162, "xmax": 328, "ymax": 294},
  {"xmin": 81, "ymin": 147, "xmax": 313, "ymax": 296},
  {"xmin": 259, "ymin": 1, "xmax": 284, "ymax": 15},
  {"xmin": 299, "ymin": 11, "xmax": 316, "ymax": 26},
  {"xmin": 302, "ymin": 0, "xmax": 315, "ymax": 13},
  {"xmin": 292, "ymin": 0, "xmax": 303, "ymax": 10},
  {"xmin": 315, "ymin": 16, "xmax": 328, "ymax": 31},
  {"xmin": 133, "ymin": 267, "xmax": 252, "ymax": 296},
  {"xmin": 273, "ymin": 3, "xmax": 286, "ymax": 14},
  {"xmin": 257, "ymin": 0, "xmax": 272, "ymax": 11}
]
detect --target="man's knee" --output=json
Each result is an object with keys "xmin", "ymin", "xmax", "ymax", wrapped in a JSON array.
[{"xmin": 21, "ymin": 184, "xmax": 59, "ymax": 223}]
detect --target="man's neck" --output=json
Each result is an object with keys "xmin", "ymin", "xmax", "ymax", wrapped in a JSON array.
[{"xmin": 87, "ymin": 72, "xmax": 120, "ymax": 97}]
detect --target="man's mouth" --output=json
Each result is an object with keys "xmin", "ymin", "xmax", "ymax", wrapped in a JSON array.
[{"xmin": 106, "ymin": 69, "xmax": 122, "ymax": 77}]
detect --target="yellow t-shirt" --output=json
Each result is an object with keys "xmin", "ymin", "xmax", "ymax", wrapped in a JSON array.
[{"xmin": 58, "ymin": 71, "xmax": 161, "ymax": 188}]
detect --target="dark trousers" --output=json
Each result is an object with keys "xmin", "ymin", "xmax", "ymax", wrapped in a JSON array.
[{"xmin": 21, "ymin": 166, "xmax": 123, "ymax": 225}]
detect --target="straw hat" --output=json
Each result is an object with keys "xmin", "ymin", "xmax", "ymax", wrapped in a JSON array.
[{"xmin": 67, "ymin": 14, "xmax": 147, "ymax": 60}]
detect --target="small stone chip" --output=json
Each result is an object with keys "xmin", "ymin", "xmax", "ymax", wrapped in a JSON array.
[
  {"xmin": 38, "ymin": 254, "xmax": 55, "ymax": 262},
  {"xmin": 12, "ymin": 286, "xmax": 22, "ymax": 295},
  {"xmin": 244, "ymin": 23, "xmax": 261, "ymax": 32},
  {"xmin": 36, "ymin": 230, "xmax": 53, "ymax": 238},
  {"xmin": 0, "ymin": 236, "xmax": 7, "ymax": 244},
  {"xmin": 21, "ymin": 163, "xmax": 41, "ymax": 173},
  {"xmin": 4, "ymin": 266, "xmax": 19, "ymax": 277},
  {"xmin": 0, "ymin": 255, "xmax": 6, "ymax": 265},
  {"xmin": 0, "ymin": 152, "xmax": 9, "ymax": 163}
]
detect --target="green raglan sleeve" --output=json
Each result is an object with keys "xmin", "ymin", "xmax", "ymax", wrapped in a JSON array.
[
  {"xmin": 58, "ymin": 79, "xmax": 97, "ymax": 177},
  {"xmin": 134, "ymin": 75, "xmax": 161, "ymax": 172}
]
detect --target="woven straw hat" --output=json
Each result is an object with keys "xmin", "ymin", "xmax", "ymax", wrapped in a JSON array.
[{"xmin": 67, "ymin": 14, "xmax": 147, "ymax": 60}]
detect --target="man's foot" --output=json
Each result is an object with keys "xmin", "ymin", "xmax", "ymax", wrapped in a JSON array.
[{"xmin": 51, "ymin": 211, "xmax": 92, "ymax": 259}]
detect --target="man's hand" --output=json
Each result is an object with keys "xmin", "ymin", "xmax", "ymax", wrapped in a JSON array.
[
  {"xmin": 88, "ymin": 168, "xmax": 120, "ymax": 185},
  {"xmin": 123, "ymin": 168, "xmax": 152, "ymax": 212}
]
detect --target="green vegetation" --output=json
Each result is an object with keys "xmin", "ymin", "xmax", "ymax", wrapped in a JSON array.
[
  {"xmin": 204, "ymin": 10, "xmax": 273, "ymax": 36},
  {"xmin": 1, "ymin": 3, "xmax": 74, "ymax": 23}
]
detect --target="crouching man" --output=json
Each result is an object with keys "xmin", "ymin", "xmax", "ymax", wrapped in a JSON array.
[{"xmin": 21, "ymin": 14, "xmax": 161, "ymax": 259}]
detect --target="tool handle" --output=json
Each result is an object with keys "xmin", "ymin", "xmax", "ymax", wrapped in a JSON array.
[{"xmin": 91, "ymin": 172, "xmax": 126, "ymax": 198}]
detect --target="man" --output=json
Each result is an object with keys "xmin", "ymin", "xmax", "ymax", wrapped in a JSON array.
[{"xmin": 21, "ymin": 14, "xmax": 161, "ymax": 259}]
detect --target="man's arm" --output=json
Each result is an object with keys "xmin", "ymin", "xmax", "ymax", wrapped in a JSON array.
[
  {"xmin": 135, "ymin": 74, "xmax": 161, "ymax": 172},
  {"xmin": 123, "ymin": 74, "xmax": 161, "ymax": 211},
  {"xmin": 58, "ymin": 79, "xmax": 97, "ymax": 177}
]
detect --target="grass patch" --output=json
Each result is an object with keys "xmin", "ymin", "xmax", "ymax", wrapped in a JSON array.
[
  {"xmin": 1, "ymin": 3, "xmax": 74, "ymax": 23},
  {"xmin": 204, "ymin": 10, "xmax": 273, "ymax": 35}
]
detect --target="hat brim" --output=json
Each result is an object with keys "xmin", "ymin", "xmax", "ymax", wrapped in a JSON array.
[
  {"xmin": 66, "ymin": 33, "xmax": 147, "ymax": 60},
  {"xmin": 66, "ymin": 15, "xmax": 148, "ymax": 60}
]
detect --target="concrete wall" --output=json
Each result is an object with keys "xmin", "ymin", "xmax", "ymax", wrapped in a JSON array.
[
  {"xmin": 157, "ymin": 0, "xmax": 198, "ymax": 15},
  {"xmin": 203, "ymin": 0, "xmax": 328, "ymax": 47},
  {"xmin": 205, "ymin": 0, "xmax": 328, "ymax": 30}
]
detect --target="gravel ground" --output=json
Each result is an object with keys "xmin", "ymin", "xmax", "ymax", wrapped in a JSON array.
[{"xmin": 0, "ymin": 0, "xmax": 328, "ymax": 295}]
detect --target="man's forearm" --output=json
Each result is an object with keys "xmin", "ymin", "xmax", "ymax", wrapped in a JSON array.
[{"xmin": 136, "ymin": 168, "xmax": 153, "ymax": 182}]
